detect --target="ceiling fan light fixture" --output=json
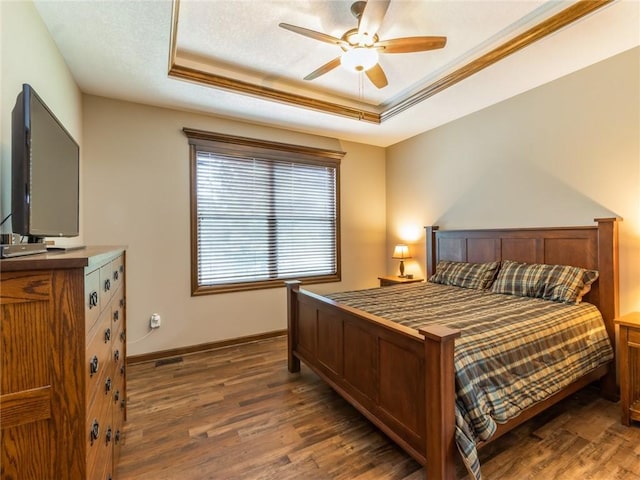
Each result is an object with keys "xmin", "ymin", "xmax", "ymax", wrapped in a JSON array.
[{"xmin": 341, "ymin": 47, "xmax": 378, "ymax": 73}]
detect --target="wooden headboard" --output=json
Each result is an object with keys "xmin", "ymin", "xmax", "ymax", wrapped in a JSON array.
[{"xmin": 425, "ymin": 218, "xmax": 620, "ymax": 396}]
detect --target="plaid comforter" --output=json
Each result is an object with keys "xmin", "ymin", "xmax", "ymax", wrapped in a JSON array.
[{"xmin": 326, "ymin": 282, "xmax": 613, "ymax": 480}]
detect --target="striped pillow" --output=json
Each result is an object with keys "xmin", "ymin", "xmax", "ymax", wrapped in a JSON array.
[
  {"xmin": 429, "ymin": 261, "xmax": 500, "ymax": 290},
  {"xmin": 490, "ymin": 260, "xmax": 599, "ymax": 304}
]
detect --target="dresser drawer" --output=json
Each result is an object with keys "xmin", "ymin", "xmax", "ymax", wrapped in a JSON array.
[
  {"xmin": 112, "ymin": 305, "xmax": 123, "ymax": 339},
  {"xmin": 86, "ymin": 382, "xmax": 113, "ymax": 480},
  {"xmin": 90, "ymin": 365, "xmax": 116, "ymax": 422},
  {"xmin": 85, "ymin": 268, "xmax": 101, "ymax": 333},
  {"xmin": 112, "ymin": 386, "xmax": 126, "ymax": 468},
  {"xmin": 100, "ymin": 264, "xmax": 115, "ymax": 308},
  {"xmin": 111, "ymin": 291, "xmax": 125, "ymax": 336},
  {"xmin": 86, "ymin": 309, "xmax": 114, "ymax": 407},
  {"xmin": 111, "ymin": 330, "xmax": 125, "ymax": 412},
  {"xmin": 628, "ymin": 327, "xmax": 640, "ymax": 346},
  {"xmin": 112, "ymin": 369, "xmax": 125, "ymax": 411},
  {"xmin": 113, "ymin": 346, "xmax": 126, "ymax": 414},
  {"xmin": 110, "ymin": 255, "xmax": 125, "ymax": 294},
  {"xmin": 112, "ymin": 366, "xmax": 126, "ymax": 459}
]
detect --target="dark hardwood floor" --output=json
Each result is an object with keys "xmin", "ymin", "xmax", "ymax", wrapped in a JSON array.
[{"xmin": 117, "ymin": 336, "xmax": 640, "ymax": 480}]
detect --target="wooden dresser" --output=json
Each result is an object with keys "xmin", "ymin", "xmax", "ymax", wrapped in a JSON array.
[{"xmin": 0, "ymin": 247, "xmax": 127, "ymax": 479}]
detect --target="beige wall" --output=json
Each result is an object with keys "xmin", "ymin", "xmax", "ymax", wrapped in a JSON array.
[
  {"xmin": 82, "ymin": 96, "xmax": 387, "ymax": 355},
  {"xmin": 387, "ymin": 47, "xmax": 640, "ymax": 315},
  {"xmin": 0, "ymin": 1, "xmax": 83, "ymax": 242},
  {"xmin": 4, "ymin": 0, "xmax": 637, "ymax": 356}
]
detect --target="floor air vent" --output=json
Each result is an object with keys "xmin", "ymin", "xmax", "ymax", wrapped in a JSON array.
[{"xmin": 155, "ymin": 357, "xmax": 183, "ymax": 367}]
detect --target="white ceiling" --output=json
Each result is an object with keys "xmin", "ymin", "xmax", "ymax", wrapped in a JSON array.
[{"xmin": 34, "ymin": 0, "xmax": 639, "ymax": 147}]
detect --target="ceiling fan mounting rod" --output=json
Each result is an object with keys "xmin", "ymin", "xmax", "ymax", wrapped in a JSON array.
[{"xmin": 350, "ymin": 1, "xmax": 367, "ymax": 21}]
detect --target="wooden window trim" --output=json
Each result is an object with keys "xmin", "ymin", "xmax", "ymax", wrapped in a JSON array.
[{"xmin": 184, "ymin": 128, "xmax": 344, "ymax": 295}]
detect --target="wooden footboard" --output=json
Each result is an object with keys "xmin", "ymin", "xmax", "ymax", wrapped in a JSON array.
[{"xmin": 287, "ymin": 281, "xmax": 460, "ymax": 479}]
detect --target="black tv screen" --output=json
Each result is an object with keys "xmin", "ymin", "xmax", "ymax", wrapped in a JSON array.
[{"xmin": 12, "ymin": 84, "xmax": 79, "ymax": 239}]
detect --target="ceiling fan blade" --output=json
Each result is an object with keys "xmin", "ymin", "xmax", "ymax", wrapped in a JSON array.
[
  {"xmin": 365, "ymin": 63, "xmax": 388, "ymax": 89},
  {"xmin": 357, "ymin": 0, "xmax": 390, "ymax": 39},
  {"xmin": 375, "ymin": 36, "xmax": 447, "ymax": 54},
  {"xmin": 279, "ymin": 23, "xmax": 348, "ymax": 48},
  {"xmin": 304, "ymin": 57, "xmax": 342, "ymax": 81}
]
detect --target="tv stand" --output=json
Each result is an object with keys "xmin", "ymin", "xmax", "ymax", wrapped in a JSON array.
[{"xmin": 0, "ymin": 242, "xmax": 47, "ymax": 258}]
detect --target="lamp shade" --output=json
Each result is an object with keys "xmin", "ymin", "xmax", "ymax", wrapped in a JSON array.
[
  {"xmin": 392, "ymin": 244, "xmax": 411, "ymax": 259},
  {"xmin": 341, "ymin": 47, "xmax": 379, "ymax": 73}
]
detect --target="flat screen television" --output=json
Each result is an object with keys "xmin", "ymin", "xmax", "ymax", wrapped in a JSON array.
[{"xmin": 11, "ymin": 83, "xmax": 80, "ymax": 241}]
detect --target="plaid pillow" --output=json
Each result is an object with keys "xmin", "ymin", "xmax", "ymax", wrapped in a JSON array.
[
  {"xmin": 491, "ymin": 260, "xmax": 599, "ymax": 304},
  {"xmin": 429, "ymin": 261, "xmax": 500, "ymax": 290}
]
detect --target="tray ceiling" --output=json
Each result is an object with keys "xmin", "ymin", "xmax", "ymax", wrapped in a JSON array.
[{"xmin": 33, "ymin": 0, "xmax": 640, "ymax": 146}]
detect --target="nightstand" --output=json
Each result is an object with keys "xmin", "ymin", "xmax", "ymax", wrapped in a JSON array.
[
  {"xmin": 615, "ymin": 311, "xmax": 640, "ymax": 426},
  {"xmin": 378, "ymin": 275, "xmax": 424, "ymax": 287}
]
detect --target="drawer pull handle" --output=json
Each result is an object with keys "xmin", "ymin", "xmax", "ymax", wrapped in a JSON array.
[
  {"xmin": 115, "ymin": 430, "xmax": 121, "ymax": 444},
  {"xmin": 119, "ymin": 298, "xmax": 125, "ymax": 308},
  {"xmin": 114, "ymin": 349, "xmax": 120, "ymax": 361},
  {"xmin": 104, "ymin": 328, "xmax": 111, "ymax": 342},
  {"xmin": 105, "ymin": 377, "xmax": 112, "ymax": 394},
  {"xmin": 120, "ymin": 365, "xmax": 125, "ymax": 376},
  {"xmin": 120, "ymin": 330, "xmax": 126, "ymax": 342},
  {"xmin": 113, "ymin": 310, "xmax": 119, "ymax": 322},
  {"xmin": 89, "ymin": 291, "xmax": 98, "ymax": 309},
  {"xmin": 113, "ymin": 270, "xmax": 119, "ymax": 281},
  {"xmin": 90, "ymin": 420, "xmax": 99, "ymax": 445},
  {"xmin": 119, "ymin": 265, "xmax": 124, "ymax": 274},
  {"xmin": 104, "ymin": 278, "xmax": 111, "ymax": 292},
  {"xmin": 105, "ymin": 427, "xmax": 112, "ymax": 444},
  {"xmin": 120, "ymin": 399, "xmax": 126, "ymax": 410},
  {"xmin": 114, "ymin": 389, "xmax": 120, "ymax": 402},
  {"xmin": 89, "ymin": 356, "xmax": 99, "ymax": 376}
]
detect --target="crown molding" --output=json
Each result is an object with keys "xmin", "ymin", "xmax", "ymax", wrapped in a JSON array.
[{"xmin": 168, "ymin": 0, "xmax": 613, "ymax": 124}]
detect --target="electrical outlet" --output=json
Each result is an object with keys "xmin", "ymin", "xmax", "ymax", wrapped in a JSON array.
[{"xmin": 150, "ymin": 313, "xmax": 161, "ymax": 329}]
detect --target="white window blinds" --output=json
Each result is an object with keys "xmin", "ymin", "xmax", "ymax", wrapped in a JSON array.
[
  {"xmin": 196, "ymin": 151, "xmax": 338, "ymax": 287},
  {"xmin": 186, "ymin": 128, "xmax": 343, "ymax": 294}
]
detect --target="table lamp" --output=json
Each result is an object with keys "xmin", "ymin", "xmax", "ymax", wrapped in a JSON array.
[{"xmin": 392, "ymin": 244, "xmax": 411, "ymax": 278}]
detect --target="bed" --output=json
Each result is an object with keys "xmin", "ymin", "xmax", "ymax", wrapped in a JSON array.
[{"xmin": 285, "ymin": 218, "xmax": 619, "ymax": 480}]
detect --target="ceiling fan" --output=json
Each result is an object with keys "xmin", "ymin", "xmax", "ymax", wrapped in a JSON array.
[{"xmin": 279, "ymin": 0, "xmax": 446, "ymax": 89}]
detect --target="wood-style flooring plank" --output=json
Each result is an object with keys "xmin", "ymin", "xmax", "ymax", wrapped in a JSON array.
[{"xmin": 117, "ymin": 336, "xmax": 640, "ymax": 480}]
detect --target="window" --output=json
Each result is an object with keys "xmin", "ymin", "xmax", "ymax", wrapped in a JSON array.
[{"xmin": 184, "ymin": 128, "xmax": 343, "ymax": 295}]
